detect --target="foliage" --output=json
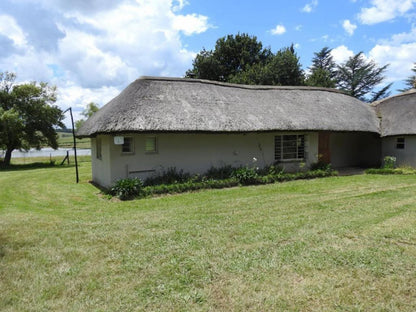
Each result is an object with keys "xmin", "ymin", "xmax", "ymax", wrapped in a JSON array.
[
  {"xmin": 398, "ymin": 62, "xmax": 416, "ymax": 92},
  {"xmin": 110, "ymin": 177, "xmax": 144, "ymax": 200},
  {"xmin": 336, "ymin": 52, "xmax": 390, "ymax": 102},
  {"xmin": 231, "ymin": 166, "xmax": 260, "ymax": 185},
  {"xmin": 310, "ymin": 160, "xmax": 332, "ymax": 171},
  {"xmin": 204, "ymin": 164, "xmax": 235, "ymax": 180},
  {"xmin": 306, "ymin": 47, "xmax": 337, "ymax": 88},
  {"xmin": 186, "ymin": 34, "xmax": 304, "ymax": 86},
  {"xmin": 144, "ymin": 167, "xmax": 192, "ymax": 186},
  {"xmin": 383, "ymin": 156, "xmax": 397, "ymax": 169},
  {"xmin": 185, "ymin": 33, "xmax": 272, "ymax": 82},
  {"xmin": 0, "ymin": 72, "xmax": 64, "ymax": 165},
  {"xmin": 75, "ymin": 102, "xmax": 99, "ymax": 130},
  {"xmin": 231, "ymin": 44, "xmax": 305, "ymax": 86}
]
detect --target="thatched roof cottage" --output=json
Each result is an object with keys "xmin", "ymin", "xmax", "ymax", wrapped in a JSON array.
[
  {"xmin": 77, "ymin": 77, "xmax": 412, "ymax": 187},
  {"xmin": 374, "ymin": 89, "xmax": 416, "ymax": 167}
]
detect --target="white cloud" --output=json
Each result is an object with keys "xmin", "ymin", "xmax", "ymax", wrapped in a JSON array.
[
  {"xmin": 302, "ymin": 0, "xmax": 318, "ymax": 13},
  {"xmin": 358, "ymin": 0, "xmax": 416, "ymax": 24},
  {"xmin": 342, "ymin": 19, "xmax": 357, "ymax": 36},
  {"xmin": 271, "ymin": 24, "xmax": 286, "ymax": 35},
  {"xmin": 173, "ymin": 14, "xmax": 210, "ymax": 35},
  {"xmin": 0, "ymin": 0, "xmax": 211, "ymax": 117},
  {"xmin": 331, "ymin": 45, "xmax": 354, "ymax": 64},
  {"xmin": 369, "ymin": 27, "xmax": 416, "ymax": 82},
  {"xmin": 0, "ymin": 14, "xmax": 27, "ymax": 47}
]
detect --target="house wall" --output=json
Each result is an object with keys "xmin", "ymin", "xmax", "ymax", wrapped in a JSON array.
[
  {"xmin": 91, "ymin": 136, "xmax": 112, "ymax": 187},
  {"xmin": 382, "ymin": 136, "xmax": 416, "ymax": 167},
  {"xmin": 92, "ymin": 132, "xmax": 319, "ymax": 188},
  {"xmin": 330, "ymin": 132, "xmax": 381, "ymax": 168}
]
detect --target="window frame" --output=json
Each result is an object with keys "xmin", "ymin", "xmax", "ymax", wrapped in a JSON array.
[
  {"xmin": 145, "ymin": 136, "xmax": 158, "ymax": 154},
  {"xmin": 275, "ymin": 134, "xmax": 306, "ymax": 161},
  {"xmin": 121, "ymin": 136, "xmax": 134, "ymax": 154},
  {"xmin": 396, "ymin": 137, "xmax": 405, "ymax": 150}
]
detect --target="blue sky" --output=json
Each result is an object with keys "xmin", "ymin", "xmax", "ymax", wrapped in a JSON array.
[{"xmin": 0, "ymin": 0, "xmax": 415, "ymax": 123}]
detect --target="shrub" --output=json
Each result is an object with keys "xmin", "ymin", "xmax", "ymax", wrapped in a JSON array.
[
  {"xmin": 310, "ymin": 160, "xmax": 332, "ymax": 171},
  {"xmin": 383, "ymin": 156, "xmax": 396, "ymax": 169},
  {"xmin": 144, "ymin": 167, "xmax": 191, "ymax": 186},
  {"xmin": 204, "ymin": 165, "xmax": 234, "ymax": 180},
  {"xmin": 231, "ymin": 167, "xmax": 259, "ymax": 185},
  {"xmin": 110, "ymin": 178, "xmax": 144, "ymax": 200}
]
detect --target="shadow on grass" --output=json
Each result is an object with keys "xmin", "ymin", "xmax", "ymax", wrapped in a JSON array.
[{"xmin": 0, "ymin": 161, "xmax": 75, "ymax": 172}]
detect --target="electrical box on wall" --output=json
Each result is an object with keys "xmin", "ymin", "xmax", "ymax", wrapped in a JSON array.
[{"xmin": 114, "ymin": 136, "xmax": 124, "ymax": 145}]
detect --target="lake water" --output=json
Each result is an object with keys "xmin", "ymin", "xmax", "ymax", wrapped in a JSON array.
[{"xmin": 0, "ymin": 148, "xmax": 91, "ymax": 159}]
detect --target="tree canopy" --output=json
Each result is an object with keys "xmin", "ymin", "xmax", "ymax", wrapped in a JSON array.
[
  {"xmin": 336, "ymin": 52, "xmax": 390, "ymax": 102},
  {"xmin": 399, "ymin": 63, "xmax": 416, "ymax": 92},
  {"xmin": 306, "ymin": 47, "xmax": 337, "ymax": 88},
  {"xmin": 75, "ymin": 102, "xmax": 100, "ymax": 131},
  {"xmin": 0, "ymin": 72, "xmax": 64, "ymax": 165},
  {"xmin": 185, "ymin": 34, "xmax": 304, "ymax": 86}
]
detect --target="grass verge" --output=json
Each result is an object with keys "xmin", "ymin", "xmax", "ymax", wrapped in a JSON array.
[{"xmin": 1, "ymin": 161, "xmax": 416, "ymax": 311}]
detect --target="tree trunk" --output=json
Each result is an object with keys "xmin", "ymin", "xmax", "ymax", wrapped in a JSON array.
[{"xmin": 3, "ymin": 148, "xmax": 13, "ymax": 166}]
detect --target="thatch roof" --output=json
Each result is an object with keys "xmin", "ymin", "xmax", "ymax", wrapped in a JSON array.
[
  {"xmin": 77, "ymin": 76, "xmax": 380, "ymax": 137},
  {"xmin": 373, "ymin": 89, "xmax": 416, "ymax": 137}
]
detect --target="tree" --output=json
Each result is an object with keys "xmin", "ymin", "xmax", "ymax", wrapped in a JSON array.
[
  {"xmin": 75, "ymin": 102, "xmax": 99, "ymax": 130},
  {"xmin": 336, "ymin": 52, "xmax": 390, "ymax": 102},
  {"xmin": 0, "ymin": 72, "xmax": 64, "ymax": 165},
  {"xmin": 185, "ymin": 33, "xmax": 273, "ymax": 82},
  {"xmin": 399, "ymin": 63, "xmax": 416, "ymax": 92},
  {"xmin": 306, "ymin": 47, "xmax": 337, "ymax": 88}
]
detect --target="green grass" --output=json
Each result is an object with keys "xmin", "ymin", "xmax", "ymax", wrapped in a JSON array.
[
  {"xmin": 57, "ymin": 131, "xmax": 91, "ymax": 149},
  {"xmin": 1, "ymin": 160, "xmax": 416, "ymax": 311}
]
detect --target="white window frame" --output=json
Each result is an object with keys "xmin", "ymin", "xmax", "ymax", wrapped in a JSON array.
[
  {"xmin": 275, "ymin": 134, "xmax": 306, "ymax": 161},
  {"xmin": 145, "ymin": 136, "xmax": 157, "ymax": 154},
  {"xmin": 121, "ymin": 137, "xmax": 134, "ymax": 154}
]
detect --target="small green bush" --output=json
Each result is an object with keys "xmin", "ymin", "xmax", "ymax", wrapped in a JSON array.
[
  {"xmin": 144, "ymin": 167, "xmax": 191, "ymax": 186},
  {"xmin": 204, "ymin": 165, "xmax": 234, "ymax": 180},
  {"xmin": 231, "ymin": 167, "xmax": 259, "ymax": 185},
  {"xmin": 383, "ymin": 156, "xmax": 396, "ymax": 169},
  {"xmin": 110, "ymin": 178, "xmax": 144, "ymax": 200}
]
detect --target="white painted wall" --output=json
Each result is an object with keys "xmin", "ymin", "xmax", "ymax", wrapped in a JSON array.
[
  {"xmin": 330, "ymin": 132, "xmax": 381, "ymax": 168},
  {"xmin": 91, "ymin": 136, "xmax": 112, "ymax": 187},
  {"xmin": 92, "ymin": 132, "xmax": 319, "ymax": 188},
  {"xmin": 382, "ymin": 136, "xmax": 416, "ymax": 167}
]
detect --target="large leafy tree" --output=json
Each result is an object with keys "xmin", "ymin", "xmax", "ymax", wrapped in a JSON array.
[
  {"xmin": 185, "ymin": 33, "xmax": 273, "ymax": 82},
  {"xmin": 75, "ymin": 102, "xmax": 99, "ymax": 131},
  {"xmin": 399, "ymin": 63, "xmax": 416, "ymax": 92},
  {"xmin": 0, "ymin": 72, "xmax": 64, "ymax": 165},
  {"xmin": 306, "ymin": 47, "xmax": 337, "ymax": 88},
  {"xmin": 336, "ymin": 52, "xmax": 391, "ymax": 102}
]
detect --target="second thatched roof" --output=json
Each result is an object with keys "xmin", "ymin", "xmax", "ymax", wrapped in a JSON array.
[
  {"xmin": 77, "ymin": 76, "xmax": 380, "ymax": 137},
  {"xmin": 373, "ymin": 89, "xmax": 416, "ymax": 137}
]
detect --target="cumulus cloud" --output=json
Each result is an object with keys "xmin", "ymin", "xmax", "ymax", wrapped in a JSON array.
[
  {"xmin": 358, "ymin": 0, "xmax": 416, "ymax": 24},
  {"xmin": 271, "ymin": 24, "xmax": 286, "ymax": 35},
  {"xmin": 0, "ymin": 15, "xmax": 27, "ymax": 47},
  {"xmin": 369, "ymin": 26, "xmax": 416, "ymax": 82},
  {"xmin": 331, "ymin": 45, "xmax": 354, "ymax": 64},
  {"xmin": 342, "ymin": 19, "xmax": 357, "ymax": 36},
  {"xmin": 0, "ymin": 0, "xmax": 211, "ymax": 121},
  {"xmin": 302, "ymin": 0, "xmax": 318, "ymax": 13}
]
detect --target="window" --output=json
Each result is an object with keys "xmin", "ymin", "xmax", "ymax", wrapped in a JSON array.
[
  {"xmin": 275, "ymin": 134, "xmax": 305, "ymax": 161},
  {"xmin": 96, "ymin": 137, "xmax": 102, "ymax": 160},
  {"xmin": 145, "ymin": 136, "xmax": 157, "ymax": 153},
  {"xmin": 122, "ymin": 137, "xmax": 134, "ymax": 153},
  {"xmin": 396, "ymin": 137, "xmax": 405, "ymax": 149}
]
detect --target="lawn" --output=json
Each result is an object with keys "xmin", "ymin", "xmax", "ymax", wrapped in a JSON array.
[{"xmin": 1, "ymin": 160, "xmax": 416, "ymax": 311}]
